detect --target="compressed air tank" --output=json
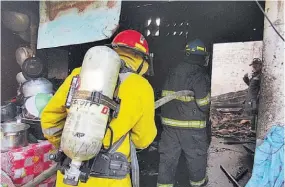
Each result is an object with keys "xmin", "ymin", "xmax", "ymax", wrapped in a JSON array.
[{"xmin": 60, "ymin": 46, "xmax": 121, "ymax": 162}]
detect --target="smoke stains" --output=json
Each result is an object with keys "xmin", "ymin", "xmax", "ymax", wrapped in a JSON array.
[
  {"xmin": 277, "ymin": 1, "xmax": 283, "ymax": 14},
  {"xmin": 45, "ymin": 1, "xmax": 94, "ymax": 21},
  {"xmin": 107, "ymin": 1, "xmax": 117, "ymax": 9},
  {"xmin": 111, "ymin": 24, "xmax": 119, "ymax": 34}
]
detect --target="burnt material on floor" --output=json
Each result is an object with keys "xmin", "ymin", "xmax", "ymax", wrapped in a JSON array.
[
  {"xmin": 138, "ymin": 137, "xmax": 253, "ymax": 187},
  {"xmin": 210, "ymin": 90, "xmax": 257, "ymax": 140}
]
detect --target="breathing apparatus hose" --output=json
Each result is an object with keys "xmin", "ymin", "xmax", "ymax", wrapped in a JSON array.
[{"xmin": 22, "ymin": 90, "xmax": 195, "ymax": 187}]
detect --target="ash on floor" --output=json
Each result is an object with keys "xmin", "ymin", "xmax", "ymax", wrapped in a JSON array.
[{"xmin": 139, "ymin": 137, "xmax": 254, "ymax": 187}]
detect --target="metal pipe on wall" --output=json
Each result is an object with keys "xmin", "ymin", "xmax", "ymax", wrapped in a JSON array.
[
  {"xmin": 27, "ymin": 11, "xmax": 38, "ymax": 55},
  {"xmin": 257, "ymin": 0, "xmax": 284, "ymax": 141}
]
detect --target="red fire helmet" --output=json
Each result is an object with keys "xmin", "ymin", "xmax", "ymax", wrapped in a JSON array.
[{"xmin": 112, "ymin": 30, "xmax": 150, "ymax": 56}]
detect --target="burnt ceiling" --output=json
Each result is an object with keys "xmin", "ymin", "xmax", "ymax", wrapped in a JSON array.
[
  {"xmin": 119, "ymin": 1, "xmax": 265, "ymax": 44},
  {"xmin": 1, "ymin": 1, "xmax": 265, "ymax": 48},
  {"xmin": 1, "ymin": 1, "xmax": 266, "ymax": 88}
]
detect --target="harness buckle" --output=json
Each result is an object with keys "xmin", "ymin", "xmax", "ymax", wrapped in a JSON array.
[{"xmin": 90, "ymin": 91, "xmax": 102, "ymax": 106}]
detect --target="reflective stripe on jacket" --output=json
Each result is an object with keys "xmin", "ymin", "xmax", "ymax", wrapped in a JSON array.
[
  {"xmin": 161, "ymin": 61, "xmax": 211, "ymax": 122},
  {"xmin": 161, "ymin": 117, "xmax": 206, "ymax": 128},
  {"xmin": 162, "ymin": 90, "xmax": 194, "ymax": 102},
  {"xmin": 162, "ymin": 90, "xmax": 210, "ymax": 106}
]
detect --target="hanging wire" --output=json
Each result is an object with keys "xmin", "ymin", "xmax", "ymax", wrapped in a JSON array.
[{"xmin": 255, "ymin": 0, "xmax": 285, "ymax": 41}]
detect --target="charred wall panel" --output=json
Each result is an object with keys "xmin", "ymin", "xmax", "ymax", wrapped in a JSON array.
[
  {"xmin": 1, "ymin": 1, "xmax": 38, "ymax": 104},
  {"xmin": 119, "ymin": 1, "xmax": 265, "ymax": 95},
  {"xmin": 1, "ymin": 26, "xmax": 26, "ymax": 104}
]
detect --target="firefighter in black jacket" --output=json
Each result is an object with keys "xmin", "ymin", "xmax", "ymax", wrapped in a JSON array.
[
  {"xmin": 157, "ymin": 39, "xmax": 211, "ymax": 187},
  {"xmin": 243, "ymin": 58, "xmax": 262, "ymax": 113},
  {"xmin": 243, "ymin": 58, "xmax": 262, "ymax": 130}
]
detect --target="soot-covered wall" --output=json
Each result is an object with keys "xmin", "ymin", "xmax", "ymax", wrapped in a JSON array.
[
  {"xmin": 1, "ymin": 1, "xmax": 38, "ymax": 104},
  {"xmin": 1, "ymin": 1, "xmax": 265, "ymax": 103},
  {"xmin": 66, "ymin": 1, "xmax": 265, "ymax": 93},
  {"xmin": 117, "ymin": 1, "xmax": 265, "ymax": 96}
]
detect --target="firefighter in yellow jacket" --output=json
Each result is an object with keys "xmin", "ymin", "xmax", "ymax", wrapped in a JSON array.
[{"xmin": 41, "ymin": 30, "xmax": 157, "ymax": 187}]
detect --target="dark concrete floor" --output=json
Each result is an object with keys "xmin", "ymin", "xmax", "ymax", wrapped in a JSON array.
[{"xmin": 139, "ymin": 137, "xmax": 254, "ymax": 187}]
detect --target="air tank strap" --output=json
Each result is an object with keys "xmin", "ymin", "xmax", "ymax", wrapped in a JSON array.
[
  {"xmin": 72, "ymin": 90, "xmax": 121, "ymax": 118},
  {"xmin": 65, "ymin": 76, "xmax": 121, "ymax": 118},
  {"xmin": 108, "ymin": 133, "xmax": 128, "ymax": 153}
]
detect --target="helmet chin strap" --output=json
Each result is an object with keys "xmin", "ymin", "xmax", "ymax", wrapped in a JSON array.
[{"xmin": 136, "ymin": 58, "xmax": 145, "ymax": 74}]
